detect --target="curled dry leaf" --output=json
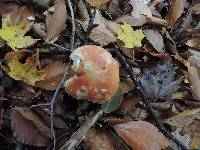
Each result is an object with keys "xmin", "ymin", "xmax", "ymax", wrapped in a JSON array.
[
  {"xmin": 46, "ymin": 0, "xmax": 67, "ymax": 41},
  {"xmin": 84, "ymin": 128, "xmax": 114, "ymax": 150},
  {"xmin": 65, "ymin": 45, "xmax": 119, "ymax": 104},
  {"xmin": 143, "ymin": 29, "xmax": 165, "ymax": 53},
  {"xmin": 11, "ymin": 107, "xmax": 51, "ymax": 147},
  {"xmin": 164, "ymin": 108, "xmax": 200, "ymax": 128},
  {"xmin": 167, "ymin": 0, "xmax": 185, "ymax": 27},
  {"xmin": 36, "ymin": 62, "xmax": 68, "ymax": 90},
  {"xmin": 114, "ymin": 121, "xmax": 170, "ymax": 150}
]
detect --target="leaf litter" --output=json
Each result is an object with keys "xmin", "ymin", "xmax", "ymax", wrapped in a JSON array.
[{"xmin": 0, "ymin": 0, "xmax": 199, "ymax": 150}]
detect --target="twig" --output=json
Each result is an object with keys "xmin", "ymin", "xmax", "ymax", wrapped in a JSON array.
[
  {"xmin": 51, "ymin": 66, "xmax": 69, "ymax": 150},
  {"xmin": 59, "ymin": 109, "xmax": 104, "ymax": 150},
  {"xmin": 28, "ymin": 103, "xmax": 51, "ymax": 109},
  {"xmin": 114, "ymin": 49, "xmax": 189, "ymax": 150},
  {"xmin": 67, "ymin": 0, "xmax": 75, "ymax": 50}
]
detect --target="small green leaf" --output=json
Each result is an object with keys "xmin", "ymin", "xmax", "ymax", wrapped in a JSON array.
[{"xmin": 101, "ymin": 88, "xmax": 123, "ymax": 113}]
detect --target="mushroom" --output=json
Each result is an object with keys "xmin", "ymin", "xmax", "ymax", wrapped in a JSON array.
[{"xmin": 65, "ymin": 45, "xmax": 119, "ymax": 104}]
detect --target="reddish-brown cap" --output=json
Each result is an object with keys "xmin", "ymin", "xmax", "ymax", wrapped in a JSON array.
[{"xmin": 65, "ymin": 45, "xmax": 119, "ymax": 104}]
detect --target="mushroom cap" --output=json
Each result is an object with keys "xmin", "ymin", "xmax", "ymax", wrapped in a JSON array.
[{"xmin": 65, "ymin": 45, "xmax": 119, "ymax": 104}]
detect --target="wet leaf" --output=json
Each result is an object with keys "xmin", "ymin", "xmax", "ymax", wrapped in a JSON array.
[
  {"xmin": 167, "ymin": 0, "xmax": 185, "ymax": 27},
  {"xmin": 102, "ymin": 88, "xmax": 123, "ymax": 113},
  {"xmin": 140, "ymin": 61, "xmax": 181, "ymax": 100},
  {"xmin": 0, "ymin": 16, "xmax": 37, "ymax": 50},
  {"xmin": 11, "ymin": 107, "xmax": 51, "ymax": 146},
  {"xmin": 1, "ymin": 51, "xmax": 46, "ymax": 86},
  {"xmin": 114, "ymin": 121, "xmax": 170, "ymax": 150},
  {"xmin": 46, "ymin": 0, "xmax": 67, "ymax": 41},
  {"xmin": 36, "ymin": 62, "xmax": 68, "ymax": 90},
  {"xmin": 117, "ymin": 22, "xmax": 145, "ymax": 48},
  {"xmin": 165, "ymin": 108, "xmax": 200, "ymax": 128},
  {"xmin": 143, "ymin": 29, "xmax": 164, "ymax": 53},
  {"xmin": 84, "ymin": 128, "xmax": 114, "ymax": 150}
]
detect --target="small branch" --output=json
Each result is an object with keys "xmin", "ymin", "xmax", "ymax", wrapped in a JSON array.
[
  {"xmin": 67, "ymin": 0, "xmax": 75, "ymax": 50},
  {"xmin": 114, "ymin": 49, "xmax": 188, "ymax": 150},
  {"xmin": 59, "ymin": 109, "xmax": 104, "ymax": 150},
  {"xmin": 51, "ymin": 66, "xmax": 69, "ymax": 150}
]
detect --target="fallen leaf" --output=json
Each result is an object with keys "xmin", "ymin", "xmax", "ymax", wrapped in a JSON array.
[
  {"xmin": 11, "ymin": 107, "xmax": 51, "ymax": 146},
  {"xmin": 129, "ymin": 0, "xmax": 152, "ymax": 19},
  {"xmin": 1, "ymin": 51, "xmax": 46, "ymax": 86},
  {"xmin": 186, "ymin": 38, "xmax": 200, "ymax": 48},
  {"xmin": 35, "ymin": 62, "xmax": 68, "ymax": 90},
  {"xmin": 164, "ymin": 108, "xmax": 200, "ymax": 128},
  {"xmin": 143, "ymin": 29, "xmax": 164, "ymax": 53},
  {"xmin": 119, "ymin": 78, "xmax": 134, "ymax": 94},
  {"xmin": 117, "ymin": 22, "xmax": 145, "ymax": 48},
  {"xmin": 192, "ymin": 3, "xmax": 200, "ymax": 14},
  {"xmin": 86, "ymin": 0, "xmax": 109, "ymax": 8},
  {"xmin": 167, "ymin": 0, "xmax": 185, "ymax": 27},
  {"xmin": 84, "ymin": 128, "xmax": 114, "ymax": 150},
  {"xmin": 170, "ymin": 128, "xmax": 190, "ymax": 150},
  {"xmin": 182, "ymin": 120, "xmax": 200, "ymax": 149},
  {"xmin": 0, "ymin": 16, "xmax": 37, "ymax": 50},
  {"xmin": 188, "ymin": 65, "xmax": 200, "ymax": 101},
  {"xmin": 114, "ymin": 121, "xmax": 170, "ymax": 150},
  {"xmin": 46, "ymin": 0, "xmax": 67, "ymax": 41},
  {"xmin": 140, "ymin": 61, "xmax": 181, "ymax": 100}
]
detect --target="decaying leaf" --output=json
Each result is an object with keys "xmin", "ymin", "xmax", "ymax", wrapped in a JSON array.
[
  {"xmin": 129, "ymin": 0, "xmax": 152, "ymax": 19},
  {"xmin": 84, "ymin": 128, "xmax": 114, "ymax": 150},
  {"xmin": 114, "ymin": 121, "xmax": 170, "ymax": 150},
  {"xmin": 86, "ymin": 0, "xmax": 109, "ymax": 8},
  {"xmin": 167, "ymin": 0, "xmax": 185, "ymax": 26},
  {"xmin": 0, "ymin": 16, "xmax": 37, "ymax": 50},
  {"xmin": 46, "ymin": 0, "xmax": 67, "ymax": 41},
  {"xmin": 35, "ymin": 62, "xmax": 68, "ymax": 90},
  {"xmin": 165, "ymin": 108, "xmax": 200, "ymax": 128},
  {"xmin": 1, "ymin": 51, "xmax": 46, "ymax": 86},
  {"xmin": 143, "ymin": 29, "xmax": 164, "ymax": 53},
  {"xmin": 186, "ymin": 38, "xmax": 200, "ymax": 48},
  {"xmin": 0, "ymin": 106, "xmax": 4, "ymax": 129},
  {"xmin": 117, "ymin": 22, "xmax": 145, "ymax": 48},
  {"xmin": 188, "ymin": 50, "xmax": 200, "ymax": 101},
  {"xmin": 170, "ymin": 128, "xmax": 190, "ymax": 150},
  {"xmin": 188, "ymin": 65, "xmax": 200, "ymax": 101},
  {"xmin": 140, "ymin": 61, "xmax": 181, "ymax": 100},
  {"xmin": 182, "ymin": 120, "xmax": 200, "ymax": 149},
  {"xmin": 11, "ymin": 107, "xmax": 51, "ymax": 146}
]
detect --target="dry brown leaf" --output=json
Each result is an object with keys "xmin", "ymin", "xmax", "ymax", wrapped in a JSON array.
[
  {"xmin": 119, "ymin": 78, "xmax": 134, "ymax": 94},
  {"xmin": 129, "ymin": 0, "xmax": 152, "ymax": 19},
  {"xmin": 35, "ymin": 62, "xmax": 68, "ymax": 90},
  {"xmin": 188, "ymin": 65, "xmax": 200, "ymax": 101},
  {"xmin": 167, "ymin": 0, "xmax": 185, "ymax": 27},
  {"xmin": 11, "ymin": 107, "xmax": 51, "ymax": 146},
  {"xmin": 182, "ymin": 120, "xmax": 200, "ymax": 149},
  {"xmin": 192, "ymin": 3, "xmax": 200, "ymax": 14},
  {"xmin": 46, "ymin": 0, "xmax": 67, "ymax": 41},
  {"xmin": 86, "ymin": 0, "xmax": 109, "ymax": 8},
  {"xmin": 164, "ymin": 108, "xmax": 200, "ymax": 128},
  {"xmin": 143, "ymin": 29, "xmax": 164, "ymax": 53},
  {"xmin": 84, "ymin": 128, "xmax": 115, "ymax": 150},
  {"xmin": 186, "ymin": 38, "xmax": 200, "ymax": 48},
  {"xmin": 114, "ymin": 121, "xmax": 170, "ymax": 150}
]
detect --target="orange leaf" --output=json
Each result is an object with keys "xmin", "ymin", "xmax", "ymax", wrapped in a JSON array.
[{"xmin": 114, "ymin": 121, "xmax": 170, "ymax": 150}]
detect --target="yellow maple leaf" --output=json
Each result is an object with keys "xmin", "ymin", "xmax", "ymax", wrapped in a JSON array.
[
  {"xmin": 117, "ymin": 22, "xmax": 145, "ymax": 48},
  {"xmin": 0, "ymin": 16, "xmax": 37, "ymax": 51},
  {"xmin": 2, "ymin": 51, "xmax": 46, "ymax": 86}
]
